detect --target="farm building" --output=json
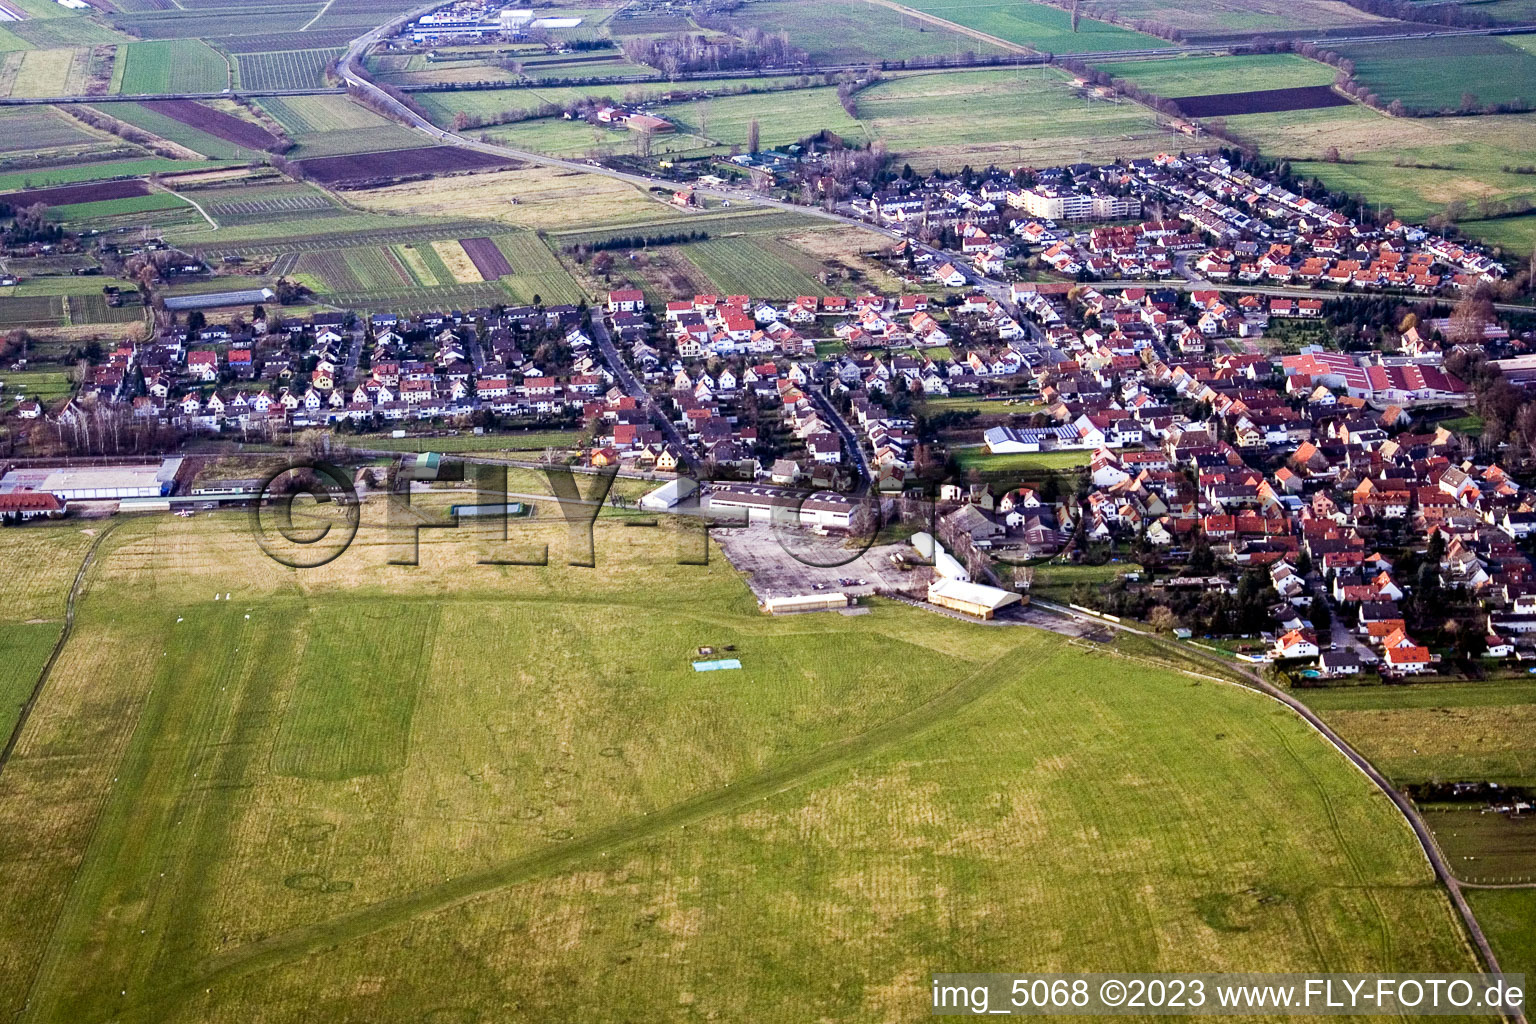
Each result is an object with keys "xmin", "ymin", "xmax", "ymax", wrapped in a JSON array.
[
  {"xmin": 911, "ymin": 531, "xmax": 968, "ymax": 581},
  {"xmin": 0, "ymin": 491, "xmax": 67, "ymax": 522},
  {"xmin": 626, "ymin": 114, "xmax": 674, "ymax": 134},
  {"xmin": 927, "ymin": 578, "xmax": 1021, "ymax": 619},
  {"xmin": 0, "ymin": 459, "xmax": 180, "ymax": 500},
  {"xmin": 640, "ymin": 478, "xmax": 697, "ymax": 511},
  {"xmin": 705, "ymin": 484, "xmax": 856, "ymax": 529},
  {"xmin": 764, "ymin": 592, "xmax": 851, "ymax": 614}
]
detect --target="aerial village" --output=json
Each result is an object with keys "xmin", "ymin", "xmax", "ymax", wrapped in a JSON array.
[{"xmin": 5, "ymin": 150, "xmax": 1535, "ymax": 683}]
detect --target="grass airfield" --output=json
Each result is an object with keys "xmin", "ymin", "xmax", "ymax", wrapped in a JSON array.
[{"xmin": 0, "ymin": 497, "xmax": 1481, "ymax": 1022}]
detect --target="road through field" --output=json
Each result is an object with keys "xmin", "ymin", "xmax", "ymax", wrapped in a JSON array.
[
  {"xmin": 1029, "ymin": 599, "xmax": 1523, "ymax": 1022},
  {"xmin": 105, "ymin": 644, "xmax": 1030, "ymax": 1023}
]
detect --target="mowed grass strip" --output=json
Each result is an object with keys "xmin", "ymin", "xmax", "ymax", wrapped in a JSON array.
[{"xmin": 271, "ymin": 604, "xmax": 439, "ymax": 780}]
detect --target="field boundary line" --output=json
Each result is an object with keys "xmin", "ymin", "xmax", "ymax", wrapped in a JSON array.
[
  {"xmin": 0, "ymin": 521, "xmax": 118, "ymax": 778},
  {"xmin": 300, "ymin": 0, "xmax": 338, "ymax": 34},
  {"xmin": 854, "ymin": 0, "xmax": 1035, "ymax": 54},
  {"xmin": 108, "ymin": 644, "xmax": 1030, "ymax": 1022},
  {"xmin": 158, "ymin": 182, "xmax": 218, "ymax": 229}
]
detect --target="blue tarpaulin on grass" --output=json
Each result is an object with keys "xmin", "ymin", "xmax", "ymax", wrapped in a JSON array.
[{"xmin": 692, "ymin": 659, "xmax": 742, "ymax": 672}]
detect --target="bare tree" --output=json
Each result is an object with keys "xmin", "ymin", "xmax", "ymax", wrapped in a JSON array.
[{"xmin": 747, "ymin": 117, "xmax": 760, "ymax": 155}]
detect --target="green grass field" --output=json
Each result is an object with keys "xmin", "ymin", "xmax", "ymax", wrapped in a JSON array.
[
  {"xmin": 0, "ymin": 511, "xmax": 1485, "ymax": 1022},
  {"xmin": 1330, "ymin": 36, "xmax": 1536, "ymax": 113},
  {"xmin": 1303, "ymin": 682, "xmax": 1536, "ymax": 788},
  {"xmin": 727, "ymin": 0, "xmax": 1008, "ymax": 63},
  {"xmin": 1466, "ymin": 889, "xmax": 1536, "ymax": 984},
  {"xmin": 894, "ymin": 0, "xmax": 1169, "ymax": 52},
  {"xmin": 475, "ymin": 67, "xmax": 1174, "ymax": 170},
  {"xmin": 0, "ymin": 527, "xmax": 93, "ymax": 742},
  {"xmin": 349, "ymin": 431, "xmax": 583, "ymax": 453},
  {"xmin": 118, "ymin": 39, "xmax": 229, "ymax": 94},
  {"xmin": 855, "ymin": 67, "xmax": 1171, "ymax": 169},
  {"xmin": 953, "ymin": 446, "xmax": 1093, "ymax": 475},
  {"xmin": 0, "ymin": 158, "xmax": 229, "ymax": 192},
  {"xmin": 1089, "ymin": 53, "xmax": 1338, "ymax": 98},
  {"xmin": 1226, "ymin": 105, "xmax": 1536, "ymax": 254},
  {"xmin": 679, "ymin": 236, "xmax": 828, "ymax": 299}
]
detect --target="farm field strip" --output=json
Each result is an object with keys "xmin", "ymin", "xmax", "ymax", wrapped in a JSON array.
[
  {"xmin": 458, "ymin": 236, "xmax": 512, "ymax": 279},
  {"xmin": 429, "ymin": 239, "xmax": 481, "ymax": 284},
  {"xmin": 187, "ymin": 220, "xmax": 506, "ymax": 258},
  {"xmin": 117, "ymin": 39, "xmax": 228, "ymax": 94},
  {"xmin": 200, "ymin": 191, "xmax": 334, "ymax": 217},
  {"xmin": 1170, "ymin": 85, "xmax": 1351, "ymax": 118},
  {"xmin": 0, "ymin": 178, "xmax": 148, "ymax": 207},
  {"xmin": 293, "ymin": 146, "xmax": 516, "ymax": 184},
  {"xmin": 234, "ymin": 47, "xmax": 342, "ymax": 90},
  {"xmin": 679, "ymin": 236, "xmax": 827, "ymax": 299}
]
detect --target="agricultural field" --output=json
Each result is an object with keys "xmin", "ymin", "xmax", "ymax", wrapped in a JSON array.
[
  {"xmin": 0, "ymin": 157, "xmax": 229, "ymax": 193},
  {"xmin": 0, "ymin": 177, "xmax": 149, "ymax": 208},
  {"xmin": 0, "ymin": 46, "xmax": 108, "ymax": 99},
  {"xmin": 679, "ymin": 236, "xmax": 834, "ymax": 299},
  {"xmin": 855, "ymin": 67, "xmax": 1173, "ymax": 169},
  {"xmin": 1171, "ymin": 86, "xmax": 1348, "ymax": 118},
  {"xmin": 1422, "ymin": 808, "xmax": 1536, "ymax": 885},
  {"xmin": 0, "ymin": 106, "xmax": 112, "ymax": 159},
  {"xmin": 351, "ymin": 430, "xmax": 583, "ymax": 453},
  {"xmin": 0, "ymin": 510, "xmax": 1485, "ymax": 1023},
  {"xmin": 1302, "ymin": 681, "xmax": 1536, "ymax": 788},
  {"xmin": 1329, "ymin": 35, "xmax": 1536, "ymax": 113},
  {"xmin": 477, "ymin": 66, "xmax": 1178, "ymax": 170},
  {"xmin": 951, "ymin": 446, "xmax": 1093, "ymax": 479},
  {"xmin": 1089, "ymin": 52, "xmax": 1339, "ymax": 98},
  {"xmin": 234, "ymin": 48, "xmax": 341, "ymax": 90},
  {"xmin": 1466, "ymin": 890, "xmax": 1536, "ymax": 985},
  {"xmin": 1228, "ymin": 106, "xmax": 1536, "ymax": 253},
  {"xmin": 293, "ymin": 146, "xmax": 515, "ymax": 184},
  {"xmin": 43, "ymin": 190, "xmax": 191, "ymax": 224},
  {"xmin": 187, "ymin": 180, "xmax": 340, "ymax": 224},
  {"xmin": 892, "ymin": 0, "xmax": 1169, "ymax": 53},
  {"xmin": 0, "ymin": 525, "xmax": 94, "ymax": 742},
  {"xmin": 0, "ymin": 287, "xmax": 146, "ymax": 328},
  {"xmin": 117, "ymin": 39, "xmax": 229, "ymax": 94},
  {"xmin": 86, "ymin": 101, "xmax": 259, "ymax": 160},
  {"xmin": 256, "ymin": 94, "xmax": 428, "ymax": 158},
  {"xmin": 348, "ymin": 165, "xmax": 682, "ymax": 232},
  {"xmin": 1081, "ymin": 0, "xmax": 1401, "ymax": 40},
  {"xmin": 0, "ymin": 368, "xmax": 76, "ymax": 408},
  {"xmin": 725, "ymin": 0, "xmax": 1008, "ymax": 63},
  {"xmin": 293, "ymin": 231, "xmax": 582, "ymax": 306}
]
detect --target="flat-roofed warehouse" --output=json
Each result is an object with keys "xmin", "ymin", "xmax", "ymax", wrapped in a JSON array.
[
  {"xmin": 704, "ymin": 484, "xmax": 858, "ymax": 529},
  {"xmin": 0, "ymin": 459, "xmax": 181, "ymax": 500},
  {"xmin": 927, "ymin": 578, "xmax": 1022, "ymax": 620}
]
